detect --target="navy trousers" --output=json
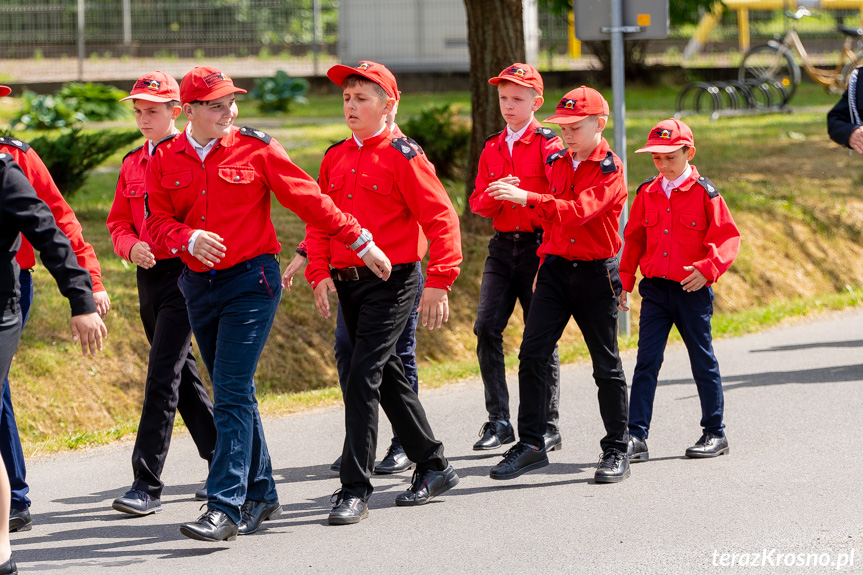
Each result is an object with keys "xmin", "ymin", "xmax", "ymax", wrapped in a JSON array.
[{"xmin": 628, "ymin": 277, "xmax": 725, "ymax": 440}]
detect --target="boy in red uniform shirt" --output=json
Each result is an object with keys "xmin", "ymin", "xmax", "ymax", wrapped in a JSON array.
[
  {"xmin": 619, "ymin": 119, "xmax": 740, "ymax": 460},
  {"xmin": 486, "ymin": 86, "xmax": 631, "ymax": 483},
  {"xmin": 0, "ymin": 85, "xmax": 110, "ymax": 533},
  {"xmin": 305, "ymin": 61, "xmax": 462, "ymax": 525},
  {"xmin": 145, "ymin": 66, "xmax": 388, "ymax": 541},
  {"xmin": 107, "ymin": 71, "xmax": 216, "ymax": 517},
  {"xmin": 469, "ymin": 63, "xmax": 564, "ymax": 453}
]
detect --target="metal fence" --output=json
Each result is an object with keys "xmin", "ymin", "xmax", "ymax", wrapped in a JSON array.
[{"xmin": 0, "ymin": 1, "xmax": 862, "ymax": 84}]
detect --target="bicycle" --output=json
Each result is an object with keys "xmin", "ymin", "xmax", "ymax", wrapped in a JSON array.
[{"xmin": 738, "ymin": 7, "xmax": 863, "ymax": 101}]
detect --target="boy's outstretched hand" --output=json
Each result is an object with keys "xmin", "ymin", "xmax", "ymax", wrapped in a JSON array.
[
  {"xmin": 71, "ymin": 312, "xmax": 108, "ymax": 356},
  {"xmin": 360, "ymin": 245, "xmax": 392, "ymax": 281},
  {"xmin": 418, "ymin": 287, "xmax": 449, "ymax": 330},
  {"xmin": 618, "ymin": 290, "xmax": 630, "ymax": 312},
  {"xmin": 281, "ymin": 253, "xmax": 308, "ymax": 291},
  {"xmin": 681, "ymin": 266, "xmax": 708, "ymax": 292}
]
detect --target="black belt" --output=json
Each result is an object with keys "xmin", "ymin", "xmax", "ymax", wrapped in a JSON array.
[
  {"xmin": 331, "ymin": 262, "xmax": 414, "ymax": 282},
  {"xmin": 494, "ymin": 230, "xmax": 543, "ymax": 241}
]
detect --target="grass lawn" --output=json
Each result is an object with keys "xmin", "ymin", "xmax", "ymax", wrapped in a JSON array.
[{"xmin": 8, "ymin": 77, "xmax": 863, "ymax": 453}]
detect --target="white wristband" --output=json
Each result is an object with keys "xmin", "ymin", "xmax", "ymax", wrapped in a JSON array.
[{"xmin": 357, "ymin": 240, "xmax": 375, "ymax": 258}]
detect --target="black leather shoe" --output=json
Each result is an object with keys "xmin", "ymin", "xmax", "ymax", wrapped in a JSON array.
[
  {"xmin": 395, "ymin": 464, "xmax": 459, "ymax": 506},
  {"xmin": 685, "ymin": 433, "xmax": 729, "ymax": 458},
  {"xmin": 328, "ymin": 490, "xmax": 368, "ymax": 525},
  {"xmin": 8, "ymin": 508, "xmax": 31, "ymax": 532},
  {"xmin": 330, "ymin": 456, "xmax": 341, "ymax": 472},
  {"xmin": 179, "ymin": 507, "xmax": 238, "ymax": 542},
  {"xmin": 237, "ymin": 500, "xmax": 281, "ymax": 535},
  {"xmin": 628, "ymin": 436, "xmax": 649, "ymax": 462},
  {"xmin": 195, "ymin": 483, "xmax": 207, "ymax": 501},
  {"xmin": 489, "ymin": 442, "xmax": 548, "ymax": 480},
  {"xmin": 112, "ymin": 489, "xmax": 162, "ymax": 516},
  {"xmin": 543, "ymin": 431, "xmax": 562, "ymax": 452},
  {"xmin": 374, "ymin": 444, "xmax": 413, "ymax": 474},
  {"xmin": 594, "ymin": 449, "xmax": 631, "ymax": 483},
  {"xmin": 472, "ymin": 421, "xmax": 516, "ymax": 451},
  {"xmin": 0, "ymin": 555, "xmax": 16, "ymax": 575}
]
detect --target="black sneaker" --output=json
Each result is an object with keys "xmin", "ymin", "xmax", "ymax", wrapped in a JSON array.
[
  {"xmin": 594, "ymin": 449, "xmax": 630, "ymax": 483},
  {"xmin": 394, "ymin": 465, "xmax": 459, "ymax": 506},
  {"xmin": 328, "ymin": 489, "xmax": 368, "ymax": 525},
  {"xmin": 489, "ymin": 442, "xmax": 548, "ymax": 480},
  {"xmin": 627, "ymin": 436, "xmax": 649, "ymax": 462},
  {"xmin": 685, "ymin": 433, "xmax": 729, "ymax": 458},
  {"xmin": 472, "ymin": 421, "xmax": 516, "ymax": 451}
]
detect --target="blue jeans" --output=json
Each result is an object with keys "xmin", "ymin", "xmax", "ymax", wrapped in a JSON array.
[
  {"xmin": 628, "ymin": 278, "xmax": 724, "ymax": 440},
  {"xmin": 1, "ymin": 269, "xmax": 32, "ymax": 510},
  {"xmin": 334, "ymin": 262, "xmax": 423, "ymax": 448},
  {"xmin": 179, "ymin": 255, "xmax": 281, "ymax": 524}
]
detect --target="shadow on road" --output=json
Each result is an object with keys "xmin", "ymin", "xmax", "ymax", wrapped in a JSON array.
[
  {"xmin": 657, "ymin": 364, "xmax": 863, "ymax": 391},
  {"xmin": 751, "ymin": 339, "xmax": 863, "ymax": 353}
]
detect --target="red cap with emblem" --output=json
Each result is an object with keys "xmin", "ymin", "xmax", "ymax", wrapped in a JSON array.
[
  {"xmin": 635, "ymin": 118, "xmax": 695, "ymax": 153},
  {"xmin": 544, "ymin": 86, "xmax": 609, "ymax": 124},
  {"xmin": 180, "ymin": 66, "xmax": 247, "ymax": 104},
  {"xmin": 488, "ymin": 63, "xmax": 544, "ymax": 96},
  {"xmin": 327, "ymin": 61, "xmax": 399, "ymax": 100},
  {"xmin": 120, "ymin": 71, "xmax": 180, "ymax": 103}
]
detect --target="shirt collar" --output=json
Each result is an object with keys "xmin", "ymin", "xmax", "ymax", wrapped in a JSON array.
[
  {"xmin": 185, "ymin": 124, "xmax": 220, "ymax": 158},
  {"xmin": 352, "ymin": 124, "xmax": 388, "ymax": 148},
  {"xmin": 505, "ymin": 120, "xmax": 532, "ymax": 143},
  {"xmin": 662, "ymin": 164, "xmax": 693, "ymax": 192}
]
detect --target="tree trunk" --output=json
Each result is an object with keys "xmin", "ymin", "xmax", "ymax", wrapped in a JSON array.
[{"xmin": 462, "ymin": 0, "xmax": 525, "ymax": 233}]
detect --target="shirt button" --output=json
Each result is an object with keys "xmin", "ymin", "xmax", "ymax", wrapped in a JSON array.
[
  {"xmin": 511, "ymin": 205, "xmax": 516, "ymax": 209},
  {"xmin": 234, "ymin": 175, "xmax": 241, "ymax": 182},
  {"xmin": 351, "ymin": 169, "xmax": 356, "ymax": 174},
  {"xmin": 661, "ymin": 275, "xmax": 666, "ymax": 278},
  {"xmin": 551, "ymin": 188, "xmax": 556, "ymax": 193},
  {"xmin": 664, "ymin": 229, "xmax": 669, "ymax": 234},
  {"xmin": 667, "ymin": 208, "xmax": 671, "ymax": 212},
  {"xmin": 201, "ymin": 190, "xmax": 206, "ymax": 195},
  {"xmin": 131, "ymin": 190, "xmax": 136, "ymax": 195},
  {"xmin": 515, "ymin": 226, "xmax": 520, "ymax": 230},
  {"xmin": 330, "ymin": 184, "xmax": 334, "ymax": 188},
  {"xmin": 570, "ymin": 239, "xmax": 575, "ymax": 243},
  {"xmin": 372, "ymin": 185, "xmax": 378, "ymax": 191},
  {"xmin": 662, "ymin": 252, "xmax": 668, "ymax": 257},
  {"xmin": 347, "ymin": 194, "xmax": 352, "ymax": 199},
  {"xmin": 490, "ymin": 172, "xmax": 495, "ymax": 177},
  {"xmin": 691, "ymin": 222, "xmax": 696, "ymax": 226},
  {"xmin": 201, "ymin": 216, "xmax": 205, "ymax": 221},
  {"xmin": 174, "ymin": 181, "xmax": 180, "ymax": 187}
]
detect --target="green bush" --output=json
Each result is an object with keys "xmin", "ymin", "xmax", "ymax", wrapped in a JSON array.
[
  {"xmin": 401, "ymin": 104, "xmax": 471, "ymax": 181},
  {"xmin": 1, "ymin": 128, "xmax": 140, "ymax": 196},
  {"xmin": 250, "ymin": 70, "xmax": 309, "ymax": 114},
  {"xmin": 12, "ymin": 83, "xmax": 130, "ymax": 130}
]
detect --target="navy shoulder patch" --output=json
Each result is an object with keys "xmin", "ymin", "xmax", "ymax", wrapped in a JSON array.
[
  {"xmin": 545, "ymin": 150, "xmax": 566, "ymax": 166},
  {"xmin": 600, "ymin": 151, "xmax": 618, "ymax": 175},
  {"xmin": 391, "ymin": 137, "xmax": 423, "ymax": 160},
  {"xmin": 324, "ymin": 138, "xmax": 348, "ymax": 157},
  {"xmin": 238, "ymin": 126, "xmax": 272, "ymax": 145},
  {"xmin": 122, "ymin": 145, "xmax": 144, "ymax": 164},
  {"xmin": 535, "ymin": 127, "xmax": 558, "ymax": 141},
  {"xmin": 697, "ymin": 175, "xmax": 720, "ymax": 198},
  {"xmin": 0, "ymin": 136, "xmax": 30, "ymax": 153},
  {"xmin": 484, "ymin": 130, "xmax": 503, "ymax": 144},
  {"xmin": 636, "ymin": 175, "xmax": 657, "ymax": 195}
]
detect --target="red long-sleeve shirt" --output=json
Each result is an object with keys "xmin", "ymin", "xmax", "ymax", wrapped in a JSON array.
[
  {"xmin": 1, "ymin": 137, "xmax": 105, "ymax": 292},
  {"xmin": 525, "ymin": 138, "xmax": 627, "ymax": 262},
  {"xmin": 470, "ymin": 118, "xmax": 563, "ymax": 232},
  {"xmin": 107, "ymin": 143, "xmax": 174, "ymax": 262},
  {"xmin": 304, "ymin": 129, "xmax": 462, "ymax": 291},
  {"xmin": 145, "ymin": 126, "xmax": 362, "ymax": 272},
  {"xmin": 619, "ymin": 166, "xmax": 740, "ymax": 292}
]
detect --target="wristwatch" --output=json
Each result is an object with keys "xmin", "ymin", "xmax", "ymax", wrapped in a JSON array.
[{"xmin": 349, "ymin": 228, "xmax": 373, "ymax": 251}]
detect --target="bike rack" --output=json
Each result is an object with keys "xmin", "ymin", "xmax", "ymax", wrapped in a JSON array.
[{"xmin": 674, "ymin": 78, "xmax": 792, "ymax": 120}]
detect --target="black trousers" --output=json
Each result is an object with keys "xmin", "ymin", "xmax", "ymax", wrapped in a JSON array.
[
  {"xmin": 131, "ymin": 258, "xmax": 216, "ymax": 498},
  {"xmin": 517, "ymin": 256, "xmax": 629, "ymax": 452},
  {"xmin": 335, "ymin": 265, "xmax": 446, "ymax": 501}
]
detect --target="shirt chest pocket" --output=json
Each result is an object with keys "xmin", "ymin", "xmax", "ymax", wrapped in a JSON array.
[
  {"xmin": 487, "ymin": 163, "xmax": 505, "ymax": 181},
  {"xmin": 360, "ymin": 174, "xmax": 398, "ymax": 214},
  {"xmin": 520, "ymin": 162, "xmax": 545, "ymax": 182},
  {"xmin": 218, "ymin": 166, "xmax": 259, "ymax": 204},
  {"xmin": 643, "ymin": 212, "xmax": 660, "ymax": 248},
  {"xmin": 677, "ymin": 212, "xmax": 707, "ymax": 245},
  {"xmin": 121, "ymin": 180, "xmax": 147, "ymax": 225},
  {"xmin": 549, "ymin": 178, "xmax": 568, "ymax": 196}
]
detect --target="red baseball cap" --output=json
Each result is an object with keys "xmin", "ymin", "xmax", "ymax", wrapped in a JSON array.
[
  {"xmin": 488, "ymin": 63, "xmax": 544, "ymax": 96},
  {"xmin": 635, "ymin": 119, "xmax": 695, "ymax": 153},
  {"xmin": 327, "ymin": 61, "xmax": 398, "ymax": 100},
  {"xmin": 544, "ymin": 86, "xmax": 609, "ymax": 124},
  {"xmin": 179, "ymin": 66, "xmax": 247, "ymax": 104},
  {"xmin": 0, "ymin": 86, "xmax": 10, "ymax": 98},
  {"xmin": 120, "ymin": 71, "xmax": 180, "ymax": 103}
]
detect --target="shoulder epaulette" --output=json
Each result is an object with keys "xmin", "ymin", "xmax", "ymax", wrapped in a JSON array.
[
  {"xmin": 535, "ymin": 127, "xmax": 558, "ymax": 141},
  {"xmin": 238, "ymin": 126, "xmax": 272, "ymax": 145},
  {"xmin": 0, "ymin": 136, "xmax": 30, "ymax": 153},
  {"xmin": 122, "ymin": 145, "xmax": 144, "ymax": 164},
  {"xmin": 600, "ymin": 151, "xmax": 618, "ymax": 175},
  {"xmin": 636, "ymin": 175, "xmax": 657, "ymax": 195},
  {"xmin": 324, "ymin": 138, "xmax": 349, "ymax": 157},
  {"xmin": 545, "ymin": 150, "xmax": 566, "ymax": 166},
  {"xmin": 484, "ymin": 130, "xmax": 503, "ymax": 144},
  {"xmin": 391, "ymin": 137, "xmax": 423, "ymax": 160},
  {"xmin": 696, "ymin": 175, "xmax": 720, "ymax": 199},
  {"xmin": 152, "ymin": 133, "xmax": 179, "ymax": 153}
]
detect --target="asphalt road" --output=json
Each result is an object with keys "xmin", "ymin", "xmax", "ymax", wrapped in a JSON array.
[{"xmin": 13, "ymin": 310, "xmax": 863, "ymax": 574}]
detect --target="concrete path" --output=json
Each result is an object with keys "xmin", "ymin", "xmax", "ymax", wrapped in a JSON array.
[{"xmin": 13, "ymin": 310, "xmax": 863, "ymax": 574}]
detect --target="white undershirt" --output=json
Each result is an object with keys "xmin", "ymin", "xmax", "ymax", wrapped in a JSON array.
[
  {"xmin": 661, "ymin": 164, "xmax": 693, "ymax": 198},
  {"xmin": 505, "ymin": 121, "xmax": 531, "ymax": 154}
]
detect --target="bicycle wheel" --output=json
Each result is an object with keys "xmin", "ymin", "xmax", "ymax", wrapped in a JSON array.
[{"xmin": 739, "ymin": 44, "xmax": 800, "ymax": 101}]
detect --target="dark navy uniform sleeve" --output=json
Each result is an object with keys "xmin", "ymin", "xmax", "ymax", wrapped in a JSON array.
[
  {"xmin": 827, "ymin": 69, "xmax": 863, "ymax": 148},
  {"xmin": 0, "ymin": 155, "xmax": 95, "ymax": 316}
]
